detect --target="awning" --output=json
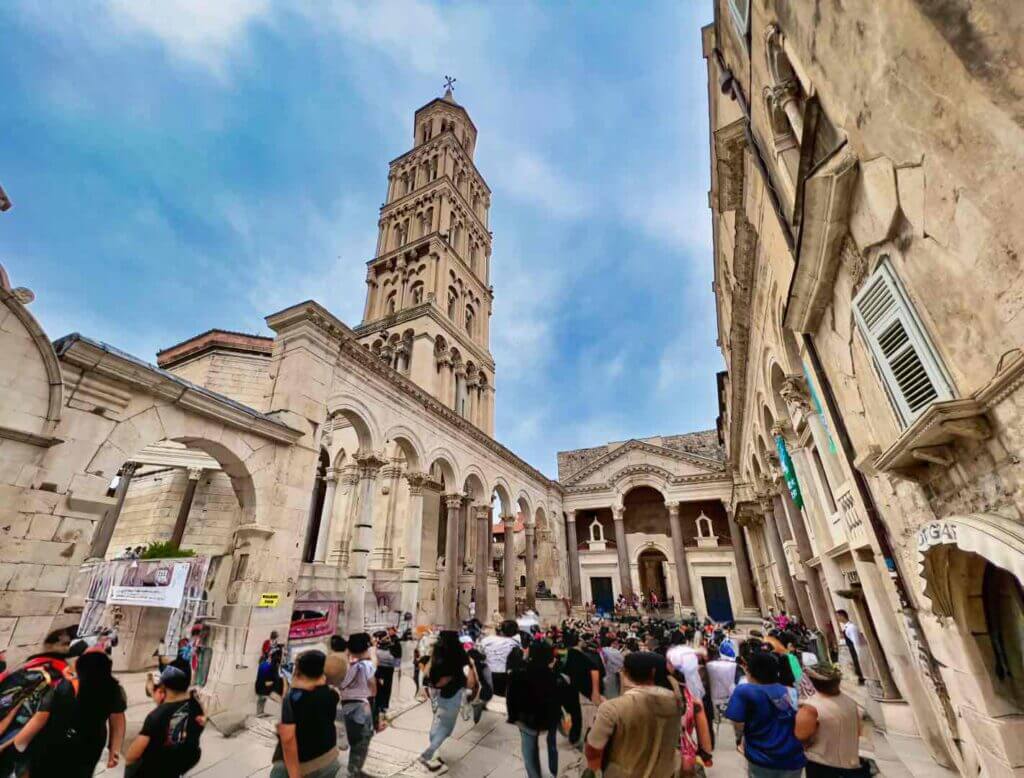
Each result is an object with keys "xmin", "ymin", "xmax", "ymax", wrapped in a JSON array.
[{"xmin": 916, "ymin": 512, "xmax": 1024, "ymax": 617}]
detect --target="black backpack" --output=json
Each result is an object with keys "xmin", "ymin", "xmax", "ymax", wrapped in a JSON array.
[{"xmin": 161, "ymin": 700, "xmax": 202, "ymax": 774}]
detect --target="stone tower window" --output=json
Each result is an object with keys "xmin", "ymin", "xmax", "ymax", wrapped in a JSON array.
[
  {"xmin": 411, "ymin": 283, "xmax": 424, "ymax": 305},
  {"xmin": 447, "ymin": 287, "xmax": 458, "ymax": 319},
  {"xmin": 465, "ymin": 306, "xmax": 475, "ymax": 336}
]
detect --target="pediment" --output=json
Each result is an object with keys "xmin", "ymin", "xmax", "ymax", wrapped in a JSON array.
[{"xmin": 561, "ymin": 439, "xmax": 724, "ymax": 488}]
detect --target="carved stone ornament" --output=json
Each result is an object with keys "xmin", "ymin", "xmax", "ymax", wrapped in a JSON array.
[{"xmin": 779, "ymin": 374, "xmax": 811, "ymax": 412}]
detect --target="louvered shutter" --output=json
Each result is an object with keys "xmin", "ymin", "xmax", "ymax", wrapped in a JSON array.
[{"xmin": 852, "ymin": 258, "xmax": 953, "ymax": 427}]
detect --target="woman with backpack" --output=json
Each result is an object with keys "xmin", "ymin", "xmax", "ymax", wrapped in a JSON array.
[
  {"xmin": 506, "ymin": 640, "xmax": 565, "ymax": 778},
  {"xmin": 419, "ymin": 630, "xmax": 476, "ymax": 774},
  {"xmin": 2, "ymin": 648, "xmax": 128, "ymax": 778}
]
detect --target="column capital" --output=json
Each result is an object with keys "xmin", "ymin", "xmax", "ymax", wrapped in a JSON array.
[
  {"xmin": 474, "ymin": 506, "xmax": 491, "ymax": 521},
  {"xmin": 324, "ymin": 469, "xmax": 339, "ymax": 484},
  {"xmin": 524, "ymin": 524, "xmax": 536, "ymax": 536},
  {"xmin": 405, "ymin": 472, "xmax": 429, "ymax": 494},
  {"xmin": 612, "ymin": 506, "xmax": 625, "ymax": 521},
  {"xmin": 444, "ymin": 492, "xmax": 465, "ymax": 510},
  {"xmin": 666, "ymin": 501, "xmax": 681, "ymax": 518},
  {"xmin": 502, "ymin": 514, "xmax": 515, "ymax": 525},
  {"xmin": 121, "ymin": 461, "xmax": 140, "ymax": 477},
  {"xmin": 355, "ymin": 453, "xmax": 387, "ymax": 478},
  {"xmin": 186, "ymin": 467, "xmax": 204, "ymax": 481}
]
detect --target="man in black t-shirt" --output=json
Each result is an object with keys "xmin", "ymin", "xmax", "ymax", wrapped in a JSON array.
[
  {"xmin": 125, "ymin": 666, "xmax": 205, "ymax": 778},
  {"xmin": 270, "ymin": 650, "xmax": 339, "ymax": 778},
  {"xmin": 561, "ymin": 632, "xmax": 602, "ymax": 746}
]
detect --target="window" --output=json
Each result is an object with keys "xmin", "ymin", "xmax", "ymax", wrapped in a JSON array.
[
  {"xmin": 411, "ymin": 283, "xmax": 424, "ymax": 305},
  {"xmin": 852, "ymin": 257, "xmax": 953, "ymax": 427},
  {"xmin": 465, "ymin": 306, "xmax": 474, "ymax": 336},
  {"xmin": 589, "ymin": 519, "xmax": 605, "ymax": 543},
  {"xmin": 386, "ymin": 293, "xmax": 397, "ymax": 315},
  {"xmin": 447, "ymin": 288, "xmax": 458, "ymax": 319},
  {"xmin": 727, "ymin": 0, "xmax": 750, "ymax": 40},
  {"xmin": 982, "ymin": 561, "xmax": 1024, "ymax": 708}
]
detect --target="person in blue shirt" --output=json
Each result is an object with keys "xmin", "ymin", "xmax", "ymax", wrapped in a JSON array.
[{"xmin": 725, "ymin": 649, "xmax": 806, "ymax": 778}]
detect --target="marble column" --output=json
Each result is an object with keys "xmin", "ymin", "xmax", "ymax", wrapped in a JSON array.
[
  {"xmin": 91, "ymin": 461, "xmax": 139, "ymax": 559},
  {"xmin": 312, "ymin": 469, "xmax": 339, "ymax": 563},
  {"xmin": 503, "ymin": 515, "xmax": 516, "ymax": 617},
  {"xmin": 565, "ymin": 511, "xmax": 582, "ymax": 605},
  {"xmin": 666, "ymin": 502, "xmax": 693, "ymax": 610},
  {"xmin": 778, "ymin": 487, "xmax": 832, "ymax": 634},
  {"xmin": 346, "ymin": 455, "xmax": 384, "ymax": 634},
  {"xmin": 474, "ymin": 506, "xmax": 491, "ymax": 621},
  {"xmin": 727, "ymin": 508, "xmax": 758, "ymax": 609},
  {"xmin": 170, "ymin": 467, "xmax": 203, "ymax": 549},
  {"xmin": 399, "ymin": 473, "xmax": 427, "ymax": 623},
  {"xmin": 761, "ymin": 496, "xmax": 806, "ymax": 623},
  {"xmin": 441, "ymin": 493, "xmax": 463, "ymax": 628},
  {"xmin": 612, "ymin": 506, "xmax": 633, "ymax": 599},
  {"xmin": 524, "ymin": 524, "xmax": 537, "ymax": 610}
]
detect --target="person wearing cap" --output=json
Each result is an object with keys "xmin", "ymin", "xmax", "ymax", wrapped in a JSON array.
[
  {"xmin": 795, "ymin": 663, "xmax": 866, "ymax": 777},
  {"xmin": 125, "ymin": 665, "xmax": 205, "ymax": 777},
  {"xmin": 585, "ymin": 651, "xmax": 683, "ymax": 777},
  {"xmin": 269, "ymin": 650, "xmax": 340, "ymax": 778},
  {"xmin": 338, "ymin": 633, "xmax": 376, "ymax": 777}
]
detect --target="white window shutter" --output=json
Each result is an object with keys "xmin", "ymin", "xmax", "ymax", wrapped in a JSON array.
[{"xmin": 852, "ymin": 257, "xmax": 953, "ymax": 427}]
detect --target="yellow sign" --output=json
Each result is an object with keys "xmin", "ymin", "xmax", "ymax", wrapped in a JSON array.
[{"xmin": 258, "ymin": 593, "xmax": 280, "ymax": 608}]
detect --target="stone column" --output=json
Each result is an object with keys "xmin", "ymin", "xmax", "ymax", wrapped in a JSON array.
[
  {"xmin": 612, "ymin": 506, "xmax": 633, "ymax": 600},
  {"xmin": 502, "ymin": 515, "xmax": 516, "ymax": 618},
  {"xmin": 90, "ymin": 461, "xmax": 139, "ymax": 559},
  {"xmin": 337, "ymin": 466, "xmax": 361, "ymax": 566},
  {"xmin": 170, "ymin": 467, "xmax": 203, "ymax": 549},
  {"xmin": 345, "ymin": 455, "xmax": 384, "ymax": 634},
  {"xmin": 772, "ymin": 493, "xmax": 815, "ymax": 625},
  {"xmin": 524, "ymin": 523, "xmax": 537, "ymax": 610},
  {"xmin": 761, "ymin": 496, "xmax": 806, "ymax": 623},
  {"xmin": 727, "ymin": 508, "xmax": 758, "ymax": 609},
  {"xmin": 312, "ymin": 469, "xmax": 339, "ymax": 563},
  {"xmin": 666, "ymin": 502, "xmax": 693, "ymax": 610},
  {"xmin": 565, "ymin": 511, "xmax": 583, "ymax": 605},
  {"xmin": 474, "ymin": 506, "xmax": 491, "ymax": 620},
  {"xmin": 400, "ymin": 473, "xmax": 427, "ymax": 623},
  {"xmin": 776, "ymin": 487, "xmax": 830, "ymax": 633},
  {"xmin": 441, "ymin": 493, "xmax": 463, "ymax": 628}
]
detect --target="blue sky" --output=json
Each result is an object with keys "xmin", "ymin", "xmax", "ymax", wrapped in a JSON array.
[{"xmin": 1, "ymin": 0, "xmax": 719, "ymax": 478}]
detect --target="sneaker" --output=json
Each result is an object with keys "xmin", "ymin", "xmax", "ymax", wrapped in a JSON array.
[{"xmin": 419, "ymin": 756, "xmax": 446, "ymax": 772}]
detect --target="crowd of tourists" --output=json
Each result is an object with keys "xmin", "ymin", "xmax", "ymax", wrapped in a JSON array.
[{"xmin": 0, "ymin": 611, "xmax": 868, "ymax": 778}]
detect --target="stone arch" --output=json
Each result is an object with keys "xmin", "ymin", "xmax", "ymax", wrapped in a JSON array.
[
  {"xmin": 612, "ymin": 469, "xmax": 671, "ymax": 501},
  {"xmin": 383, "ymin": 425, "xmax": 424, "ymax": 471},
  {"xmin": 534, "ymin": 506, "xmax": 548, "ymax": 532},
  {"xmin": 768, "ymin": 359, "xmax": 789, "ymax": 420},
  {"xmin": 463, "ymin": 468, "xmax": 487, "ymax": 502},
  {"xmin": 84, "ymin": 408, "xmax": 260, "ymax": 527},
  {"xmin": 325, "ymin": 395, "xmax": 379, "ymax": 455},
  {"xmin": 3, "ymin": 277, "xmax": 62, "ymax": 430},
  {"xmin": 516, "ymin": 491, "xmax": 533, "ymax": 521},
  {"xmin": 631, "ymin": 537, "xmax": 673, "ymax": 566},
  {"xmin": 491, "ymin": 477, "xmax": 514, "ymax": 518},
  {"xmin": 425, "ymin": 447, "xmax": 458, "ymax": 488}
]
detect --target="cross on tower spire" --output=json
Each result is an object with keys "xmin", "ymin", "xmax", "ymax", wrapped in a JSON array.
[{"xmin": 443, "ymin": 75, "xmax": 456, "ymax": 95}]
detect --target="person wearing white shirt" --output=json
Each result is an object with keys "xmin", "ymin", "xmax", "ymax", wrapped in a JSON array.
[
  {"xmin": 480, "ymin": 620, "xmax": 522, "ymax": 696},
  {"xmin": 836, "ymin": 609, "xmax": 866, "ymax": 685},
  {"xmin": 666, "ymin": 637, "xmax": 704, "ymax": 701}
]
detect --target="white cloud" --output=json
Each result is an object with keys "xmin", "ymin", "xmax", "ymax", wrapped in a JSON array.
[
  {"xmin": 488, "ymin": 146, "xmax": 592, "ymax": 220},
  {"xmin": 104, "ymin": 0, "xmax": 272, "ymax": 79},
  {"xmin": 621, "ymin": 181, "xmax": 712, "ymax": 254}
]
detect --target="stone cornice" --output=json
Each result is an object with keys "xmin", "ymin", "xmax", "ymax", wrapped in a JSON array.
[
  {"xmin": 562, "ymin": 438, "xmax": 725, "ymax": 487},
  {"xmin": 380, "ymin": 174, "xmax": 491, "ymax": 238},
  {"xmin": 53, "ymin": 334, "xmax": 304, "ymax": 446},
  {"xmin": 0, "ymin": 424, "xmax": 63, "ymax": 448},
  {"xmin": 388, "ymin": 129, "xmax": 491, "ymax": 196},
  {"xmin": 354, "ymin": 301, "xmax": 495, "ymax": 372},
  {"xmin": 726, "ymin": 212, "xmax": 758, "ymax": 469},
  {"xmin": 281, "ymin": 301, "xmax": 557, "ymax": 491}
]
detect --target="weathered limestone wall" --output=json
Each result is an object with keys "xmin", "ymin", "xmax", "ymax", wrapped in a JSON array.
[{"xmin": 166, "ymin": 351, "xmax": 271, "ymax": 413}]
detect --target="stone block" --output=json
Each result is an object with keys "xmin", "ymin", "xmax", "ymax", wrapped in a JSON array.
[
  {"xmin": 10, "ymin": 615, "xmax": 53, "ymax": 648},
  {"xmin": 54, "ymin": 517, "xmax": 95, "ymax": 544},
  {"xmin": 0, "ymin": 539, "xmax": 76, "ymax": 566},
  {"xmin": 0, "ymin": 590, "xmax": 63, "ymax": 618},
  {"xmin": 0, "ymin": 617, "xmax": 15, "ymax": 650},
  {"xmin": 9, "ymin": 564, "xmax": 43, "ymax": 591},
  {"xmin": 17, "ymin": 489, "xmax": 61, "ymax": 516},
  {"xmin": 36, "ymin": 565, "xmax": 71, "ymax": 593},
  {"xmin": 896, "ymin": 164, "xmax": 925, "ymax": 239},
  {"xmin": 0, "ymin": 563, "xmax": 16, "ymax": 590},
  {"xmin": 27, "ymin": 514, "xmax": 61, "ymax": 541},
  {"xmin": 124, "ymin": 406, "xmax": 167, "ymax": 448},
  {"xmin": 849, "ymin": 156, "xmax": 899, "ymax": 251}
]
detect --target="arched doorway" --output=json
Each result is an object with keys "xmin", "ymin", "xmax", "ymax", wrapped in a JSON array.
[{"xmin": 638, "ymin": 548, "xmax": 668, "ymax": 602}]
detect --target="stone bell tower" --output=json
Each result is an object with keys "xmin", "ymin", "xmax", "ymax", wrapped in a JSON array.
[{"xmin": 355, "ymin": 86, "xmax": 495, "ymax": 435}]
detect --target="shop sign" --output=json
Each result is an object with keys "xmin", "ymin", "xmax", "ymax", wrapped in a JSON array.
[
  {"xmin": 108, "ymin": 561, "xmax": 189, "ymax": 608},
  {"xmin": 258, "ymin": 593, "xmax": 281, "ymax": 608},
  {"xmin": 916, "ymin": 521, "xmax": 958, "ymax": 552}
]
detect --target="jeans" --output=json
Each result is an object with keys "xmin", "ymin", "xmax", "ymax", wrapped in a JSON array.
[
  {"xmin": 375, "ymin": 666, "xmax": 395, "ymax": 713},
  {"xmin": 518, "ymin": 724, "xmax": 558, "ymax": 778},
  {"xmin": 256, "ymin": 694, "xmax": 268, "ymax": 715},
  {"xmin": 342, "ymin": 700, "xmax": 374, "ymax": 777},
  {"xmin": 421, "ymin": 692, "xmax": 462, "ymax": 760},
  {"xmin": 269, "ymin": 759, "xmax": 340, "ymax": 778},
  {"xmin": 747, "ymin": 762, "xmax": 804, "ymax": 778}
]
